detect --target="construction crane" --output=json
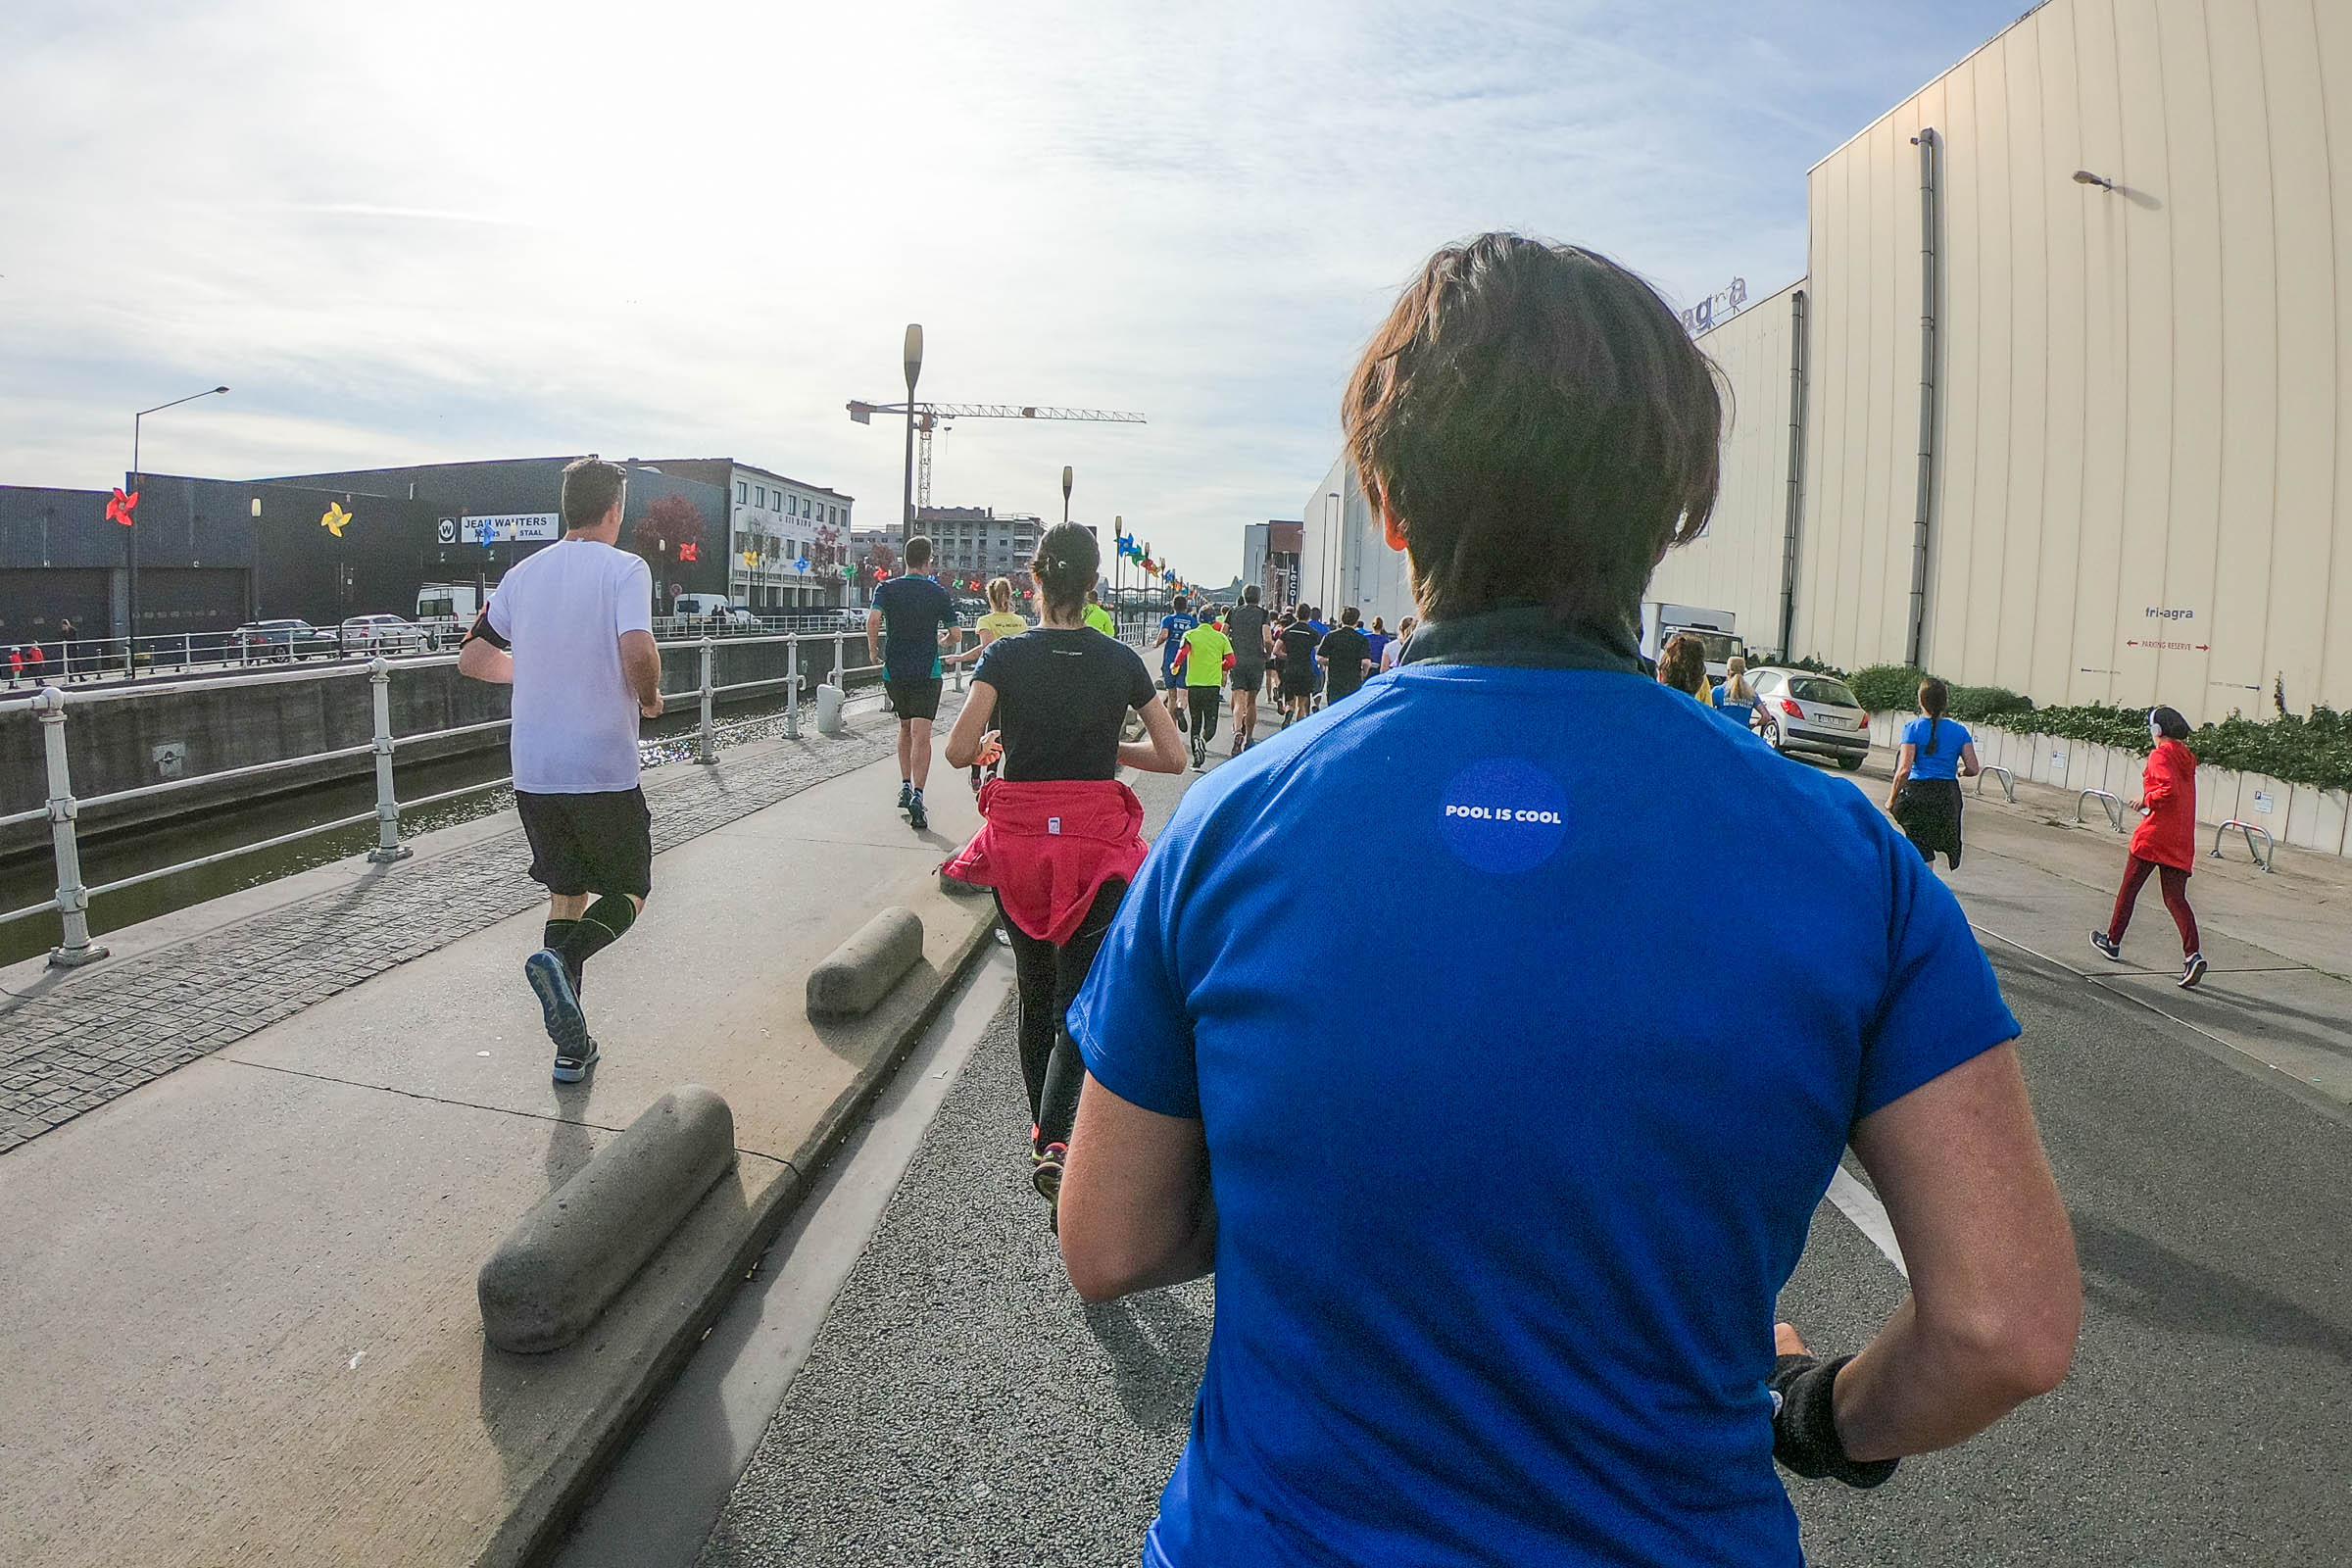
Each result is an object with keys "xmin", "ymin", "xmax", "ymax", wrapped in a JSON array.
[{"xmin": 846, "ymin": 400, "xmax": 1146, "ymax": 511}]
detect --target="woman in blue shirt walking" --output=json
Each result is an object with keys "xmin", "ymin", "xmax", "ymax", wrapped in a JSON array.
[{"xmin": 1886, "ymin": 677, "xmax": 1982, "ymax": 869}]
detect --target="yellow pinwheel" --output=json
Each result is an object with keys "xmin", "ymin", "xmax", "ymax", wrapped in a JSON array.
[{"xmin": 319, "ymin": 501, "xmax": 352, "ymax": 537}]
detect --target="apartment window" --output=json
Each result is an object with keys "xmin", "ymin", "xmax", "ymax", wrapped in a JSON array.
[{"xmin": 736, "ymin": 481, "xmax": 748, "ymax": 505}]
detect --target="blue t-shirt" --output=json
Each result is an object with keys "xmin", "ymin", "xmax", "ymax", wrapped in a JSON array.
[
  {"xmin": 875, "ymin": 573, "xmax": 956, "ymax": 680},
  {"xmin": 1901, "ymin": 715, "xmax": 1972, "ymax": 781},
  {"xmin": 1712, "ymin": 682, "xmax": 1757, "ymax": 724},
  {"xmin": 1072, "ymin": 664, "xmax": 2017, "ymax": 1568},
  {"xmin": 1159, "ymin": 612, "xmax": 1199, "ymax": 675}
]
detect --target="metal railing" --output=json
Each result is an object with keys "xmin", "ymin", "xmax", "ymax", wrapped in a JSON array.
[
  {"xmin": 2210, "ymin": 818, "xmax": 2278, "ymax": 873},
  {"xmin": 1, "ymin": 629, "xmax": 893, "ymax": 967},
  {"xmin": 2077, "ymin": 788, "xmax": 2128, "ymax": 833},
  {"xmin": 1973, "ymin": 764, "xmax": 2017, "ymax": 804}
]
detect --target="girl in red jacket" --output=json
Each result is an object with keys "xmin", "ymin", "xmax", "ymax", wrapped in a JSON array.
[{"xmin": 2090, "ymin": 706, "xmax": 2206, "ymax": 988}]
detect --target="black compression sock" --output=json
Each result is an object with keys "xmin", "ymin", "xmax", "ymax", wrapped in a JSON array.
[
  {"xmin": 544, "ymin": 919, "xmax": 581, "ymax": 988},
  {"xmin": 553, "ymin": 895, "xmax": 637, "ymax": 982}
]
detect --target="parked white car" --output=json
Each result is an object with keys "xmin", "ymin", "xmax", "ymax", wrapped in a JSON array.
[
  {"xmin": 1741, "ymin": 667, "xmax": 1870, "ymax": 770},
  {"xmin": 339, "ymin": 614, "xmax": 423, "ymax": 653}
]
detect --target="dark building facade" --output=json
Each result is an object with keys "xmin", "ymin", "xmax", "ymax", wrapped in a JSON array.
[{"xmin": 264, "ymin": 457, "xmax": 732, "ymax": 612}]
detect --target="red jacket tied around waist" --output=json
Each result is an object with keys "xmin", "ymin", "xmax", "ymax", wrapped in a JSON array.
[
  {"xmin": 2132, "ymin": 737, "xmax": 2198, "ymax": 871},
  {"xmin": 944, "ymin": 778, "xmax": 1148, "ymax": 945}
]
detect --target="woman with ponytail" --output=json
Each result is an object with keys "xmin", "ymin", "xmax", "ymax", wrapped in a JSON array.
[
  {"xmin": 962, "ymin": 576, "xmax": 1032, "ymax": 793},
  {"xmin": 1886, "ymin": 678, "xmax": 1980, "ymax": 868},
  {"xmin": 943, "ymin": 524, "xmax": 1186, "ymax": 1219}
]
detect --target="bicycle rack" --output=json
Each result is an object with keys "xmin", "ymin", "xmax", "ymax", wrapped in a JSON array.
[
  {"xmin": 2077, "ymin": 789, "xmax": 2127, "ymax": 833},
  {"xmin": 1974, "ymin": 765, "xmax": 2017, "ymax": 804},
  {"xmin": 2210, "ymin": 819, "xmax": 2277, "ymax": 873}
]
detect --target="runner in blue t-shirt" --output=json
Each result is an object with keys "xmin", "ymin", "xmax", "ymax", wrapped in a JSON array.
[
  {"xmin": 1886, "ymin": 676, "xmax": 1982, "ymax": 869},
  {"xmin": 1054, "ymin": 234, "xmax": 2079, "ymax": 1568},
  {"xmin": 865, "ymin": 536, "xmax": 959, "ymax": 832},
  {"xmin": 1152, "ymin": 595, "xmax": 1200, "ymax": 733}
]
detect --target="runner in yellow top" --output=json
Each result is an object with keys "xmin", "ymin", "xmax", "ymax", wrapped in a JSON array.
[
  {"xmin": 1174, "ymin": 611, "xmax": 1234, "ymax": 771},
  {"xmin": 1083, "ymin": 588, "xmax": 1117, "ymax": 638},
  {"xmin": 962, "ymin": 577, "xmax": 1032, "ymax": 792}
]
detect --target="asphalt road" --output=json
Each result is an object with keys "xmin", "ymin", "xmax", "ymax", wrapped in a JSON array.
[{"xmin": 686, "ymin": 732, "xmax": 2352, "ymax": 1566}]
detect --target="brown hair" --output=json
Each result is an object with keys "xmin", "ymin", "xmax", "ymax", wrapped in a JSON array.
[
  {"xmin": 561, "ymin": 458, "xmax": 627, "ymax": 532},
  {"xmin": 1918, "ymin": 677, "xmax": 1949, "ymax": 755},
  {"xmin": 1657, "ymin": 633, "xmax": 1708, "ymax": 697},
  {"xmin": 906, "ymin": 535, "xmax": 934, "ymax": 569},
  {"xmin": 1343, "ymin": 234, "xmax": 1723, "ymax": 625},
  {"xmin": 987, "ymin": 576, "xmax": 1013, "ymax": 614},
  {"xmin": 1031, "ymin": 522, "xmax": 1099, "ymax": 616}
]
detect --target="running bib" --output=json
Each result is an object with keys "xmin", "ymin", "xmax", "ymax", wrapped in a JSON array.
[{"xmin": 1440, "ymin": 759, "xmax": 1570, "ymax": 875}]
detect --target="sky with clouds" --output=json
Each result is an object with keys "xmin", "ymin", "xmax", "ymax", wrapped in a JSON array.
[{"xmin": 3, "ymin": 0, "xmax": 2029, "ymax": 584}]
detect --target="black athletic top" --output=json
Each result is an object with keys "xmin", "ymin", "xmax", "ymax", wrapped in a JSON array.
[
  {"xmin": 1278, "ymin": 622, "xmax": 1320, "ymax": 679},
  {"xmin": 1320, "ymin": 625, "xmax": 1373, "ymax": 699},
  {"xmin": 1227, "ymin": 604, "xmax": 1270, "ymax": 669},
  {"xmin": 974, "ymin": 628, "xmax": 1154, "ymax": 781}
]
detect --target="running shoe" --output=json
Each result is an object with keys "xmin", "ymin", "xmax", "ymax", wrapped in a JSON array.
[
  {"xmin": 2180, "ymin": 952, "xmax": 2208, "ymax": 990},
  {"xmin": 525, "ymin": 948, "xmax": 590, "ymax": 1062},
  {"xmin": 2088, "ymin": 931, "xmax": 2123, "ymax": 962},
  {"xmin": 907, "ymin": 791, "xmax": 928, "ymax": 832},
  {"xmin": 552, "ymin": 1035, "xmax": 601, "ymax": 1085},
  {"xmin": 898, "ymin": 780, "xmax": 913, "ymax": 812},
  {"xmin": 1033, "ymin": 1141, "xmax": 1067, "ymax": 1205}
]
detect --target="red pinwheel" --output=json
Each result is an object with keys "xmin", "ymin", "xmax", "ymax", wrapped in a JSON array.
[
  {"xmin": 107, "ymin": 488, "xmax": 140, "ymax": 526},
  {"xmin": 678, "ymin": 541, "xmax": 699, "ymax": 562}
]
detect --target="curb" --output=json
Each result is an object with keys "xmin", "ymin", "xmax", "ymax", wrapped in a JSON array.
[{"xmin": 489, "ymin": 897, "xmax": 1004, "ymax": 1568}]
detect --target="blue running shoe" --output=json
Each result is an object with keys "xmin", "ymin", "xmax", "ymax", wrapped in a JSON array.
[
  {"xmin": 552, "ymin": 1035, "xmax": 600, "ymax": 1085},
  {"xmin": 525, "ymin": 948, "xmax": 588, "ymax": 1063}
]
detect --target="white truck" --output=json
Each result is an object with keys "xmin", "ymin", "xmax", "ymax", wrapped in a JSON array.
[
  {"xmin": 1639, "ymin": 602, "xmax": 1747, "ymax": 680},
  {"xmin": 416, "ymin": 582, "xmax": 487, "ymax": 648}
]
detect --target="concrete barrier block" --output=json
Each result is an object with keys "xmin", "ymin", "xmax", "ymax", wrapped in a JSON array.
[
  {"xmin": 478, "ymin": 1086, "xmax": 738, "ymax": 1355},
  {"xmin": 815, "ymin": 683, "xmax": 846, "ymax": 737},
  {"xmin": 808, "ymin": 906, "xmax": 925, "ymax": 1017}
]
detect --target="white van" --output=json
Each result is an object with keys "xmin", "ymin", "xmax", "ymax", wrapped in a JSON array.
[{"xmin": 673, "ymin": 594, "xmax": 755, "ymax": 627}]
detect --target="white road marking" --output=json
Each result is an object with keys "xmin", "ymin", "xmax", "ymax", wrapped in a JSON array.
[{"xmin": 1827, "ymin": 1163, "xmax": 1908, "ymax": 1278}]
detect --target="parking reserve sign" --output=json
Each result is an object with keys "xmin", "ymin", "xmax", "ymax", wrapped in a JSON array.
[{"xmin": 460, "ymin": 513, "xmax": 561, "ymax": 545}]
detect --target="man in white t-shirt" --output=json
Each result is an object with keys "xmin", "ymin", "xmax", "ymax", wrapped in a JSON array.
[{"xmin": 459, "ymin": 457, "xmax": 663, "ymax": 1084}]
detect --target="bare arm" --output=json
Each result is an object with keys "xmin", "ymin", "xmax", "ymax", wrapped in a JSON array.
[
  {"xmin": 1960, "ymin": 742, "xmax": 1982, "ymax": 778},
  {"xmin": 865, "ymin": 605, "xmax": 883, "ymax": 664},
  {"xmin": 1884, "ymin": 743, "xmax": 1916, "ymax": 809},
  {"xmin": 1120, "ymin": 699, "xmax": 1187, "ymax": 774},
  {"xmin": 1060, "ymin": 1073, "xmax": 1217, "ymax": 1301},
  {"xmin": 1819, "ymin": 1045, "xmax": 2081, "ymax": 1462},
  {"xmin": 620, "ymin": 629, "xmax": 662, "ymax": 716},
  {"xmin": 944, "ymin": 681, "xmax": 997, "ymax": 769},
  {"xmin": 457, "ymin": 637, "xmax": 512, "ymax": 684}
]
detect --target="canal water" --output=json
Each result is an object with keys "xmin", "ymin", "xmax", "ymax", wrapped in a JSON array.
[{"xmin": 0, "ymin": 689, "xmax": 840, "ymax": 969}]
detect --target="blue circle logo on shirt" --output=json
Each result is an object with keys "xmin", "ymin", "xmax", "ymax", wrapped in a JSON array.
[{"xmin": 1440, "ymin": 759, "xmax": 1571, "ymax": 875}]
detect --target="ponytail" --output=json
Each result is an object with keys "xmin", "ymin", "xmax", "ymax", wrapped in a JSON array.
[{"xmin": 1918, "ymin": 679, "xmax": 1949, "ymax": 757}]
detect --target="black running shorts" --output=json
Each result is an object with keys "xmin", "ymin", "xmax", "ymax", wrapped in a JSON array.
[
  {"xmin": 515, "ymin": 787, "xmax": 653, "ymax": 899},
  {"xmin": 884, "ymin": 675, "xmax": 943, "ymax": 722},
  {"xmin": 1232, "ymin": 662, "xmax": 1265, "ymax": 691}
]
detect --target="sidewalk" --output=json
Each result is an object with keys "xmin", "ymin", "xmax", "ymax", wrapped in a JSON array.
[
  {"xmin": 1844, "ymin": 746, "xmax": 2352, "ymax": 1107},
  {"xmin": 0, "ymin": 717, "xmax": 997, "ymax": 1566}
]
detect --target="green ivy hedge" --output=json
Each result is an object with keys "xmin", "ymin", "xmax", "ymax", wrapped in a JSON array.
[{"xmin": 1849, "ymin": 662, "xmax": 2352, "ymax": 791}]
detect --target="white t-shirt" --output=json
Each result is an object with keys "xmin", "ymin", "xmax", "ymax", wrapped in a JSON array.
[{"xmin": 485, "ymin": 539, "xmax": 655, "ymax": 793}]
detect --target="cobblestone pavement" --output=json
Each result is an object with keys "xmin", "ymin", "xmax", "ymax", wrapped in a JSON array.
[{"xmin": 0, "ymin": 698, "xmax": 961, "ymax": 1155}]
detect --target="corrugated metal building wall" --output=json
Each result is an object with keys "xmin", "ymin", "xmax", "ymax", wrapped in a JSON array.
[
  {"xmin": 1648, "ymin": 280, "xmax": 1807, "ymax": 653},
  {"xmin": 1797, "ymin": 0, "xmax": 2352, "ymax": 721}
]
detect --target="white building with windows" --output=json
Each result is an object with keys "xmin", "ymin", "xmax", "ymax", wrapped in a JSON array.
[
  {"xmin": 648, "ymin": 458, "xmax": 854, "ymax": 611},
  {"xmin": 916, "ymin": 507, "xmax": 1046, "ymax": 599}
]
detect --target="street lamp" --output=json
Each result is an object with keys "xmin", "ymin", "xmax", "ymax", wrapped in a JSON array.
[
  {"xmin": 901, "ymin": 324, "xmax": 923, "ymax": 542},
  {"xmin": 128, "ymin": 385, "xmax": 229, "ymax": 680},
  {"xmin": 1061, "ymin": 465, "xmax": 1073, "ymax": 525}
]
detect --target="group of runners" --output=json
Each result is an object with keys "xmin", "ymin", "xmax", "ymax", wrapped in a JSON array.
[{"xmin": 468, "ymin": 234, "xmax": 2097, "ymax": 1566}]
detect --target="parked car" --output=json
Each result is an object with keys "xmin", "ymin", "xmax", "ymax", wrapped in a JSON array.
[
  {"xmin": 233, "ymin": 618, "xmax": 339, "ymax": 662},
  {"xmin": 1742, "ymin": 667, "xmax": 1870, "ymax": 769},
  {"xmin": 338, "ymin": 614, "xmax": 422, "ymax": 653}
]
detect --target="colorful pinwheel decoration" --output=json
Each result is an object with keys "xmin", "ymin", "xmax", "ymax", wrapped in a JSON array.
[
  {"xmin": 319, "ymin": 501, "xmax": 352, "ymax": 537},
  {"xmin": 107, "ymin": 488, "xmax": 140, "ymax": 526},
  {"xmin": 679, "ymin": 542, "xmax": 699, "ymax": 563}
]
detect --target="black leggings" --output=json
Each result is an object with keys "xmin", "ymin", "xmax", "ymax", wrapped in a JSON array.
[
  {"xmin": 998, "ymin": 878, "xmax": 1128, "ymax": 1150},
  {"xmin": 1187, "ymin": 686, "xmax": 1221, "ymax": 744}
]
